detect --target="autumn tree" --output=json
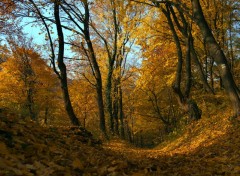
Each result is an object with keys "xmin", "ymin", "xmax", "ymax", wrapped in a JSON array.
[
  {"xmin": 9, "ymin": 41, "xmax": 37, "ymax": 120},
  {"xmin": 69, "ymin": 77, "xmax": 100, "ymax": 133},
  {"xmin": 134, "ymin": 42, "xmax": 178, "ymax": 132},
  {"xmin": 0, "ymin": 0, "xmax": 16, "ymax": 35},
  {"xmin": 132, "ymin": 1, "xmax": 203, "ymax": 120},
  {"xmin": 132, "ymin": 0, "xmax": 240, "ymax": 119},
  {"xmin": 201, "ymin": 0, "xmax": 239, "ymax": 74},
  {"xmin": 54, "ymin": 0, "xmax": 81, "ymax": 126},
  {"xmin": 190, "ymin": 0, "xmax": 240, "ymax": 90},
  {"xmin": 27, "ymin": 0, "xmax": 81, "ymax": 126},
  {"xmin": 190, "ymin": 0, "xmax": 240, "ymax": 118},
  {"xmin": 29, "ymin": 0, "xmax": 107, "ymax": 134},
  {"xmin": 88, "ymin": 0, "xmax": 141, "ymax": 137},
  {"xmin": 91, "ymin": 0, "xmax": 122, "ymax": 135},
  {"xmin": 0, "ymin": 41, "xmax": 59, "ymax": 122}
]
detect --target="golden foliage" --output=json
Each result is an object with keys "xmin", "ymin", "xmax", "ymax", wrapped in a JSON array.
[{"xmin": 0, "ymin": 46, "xmax": 61, "ymax": 122}]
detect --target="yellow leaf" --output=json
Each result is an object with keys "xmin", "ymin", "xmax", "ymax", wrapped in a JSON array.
[
  {"xmin": 132, "ymin": 172, "xmax": 146, "ymax": 176},
  {"xmin": 0, "ymin": 142, "xmax": 9, "ymax": 155},
  {"xmin": 72, "ymin": 159, "xmax": 84, "ymax": 170},
  {"xmin": 233, "ymin": 166, "xmax": 240, "ymax": 173}
]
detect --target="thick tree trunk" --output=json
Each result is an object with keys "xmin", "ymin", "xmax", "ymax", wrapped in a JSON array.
[
  {"xmin": 169, "ymin": 5, "xmax": 214, "ymax": 94},
  {"xmin": 163, "ymin": 5, "xmax": 202, "ymax": 120},
  {"xmin": 172, "ymin": 87, "xmax": 202, "ymax": 120},
  {"xmin": 191, "ymin": 0, "xmax": 240, "ymax": 118},
  {"xmin": 61, "ymin": 80, "xmax": 80, "ymax": 126},
  {"xmin": 54, "ymin": 1, "xmax": 80, "ymax": 126}
]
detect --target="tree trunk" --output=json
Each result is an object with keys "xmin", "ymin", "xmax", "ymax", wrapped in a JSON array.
[
  {"xmin": 83, "ymin": 1, "xmax": 107, "ymax": 135},
  {"xmin": 27, "ymin": 87, "xmax": 36, "ymax": 121},
  {"xmin": 170, "ymin": 5, "xmax": 214, "ymax": 94},
  {"xmin": 113, "ymin": 96, "xmax": 119, "ymax": 135},
  {"xmin": 126, "ymin": 121, "xmax": 133, "ymax": 143},
  {"xmin": 106, "ymin": 67, "xmax": 114, "ymax": 134},
  {"xmin": 118, "ymin": 85, "xmax": 125, "ymax": 138},
  {"xmin": 191, "ymin": 0, "xmax": 240, "ymax": 118},
  {"xmin": 163, "ymin": 5, "xmax": 202, "ymax": 120},
  {"xmin": 44, "ymin": 107, "xmax": 49, "ymax": 125},
  {"xmin": 54, "ymin": 1, "xmax": 80, "ymax": 126},
  {"xmin": 209, "ymin": 57, "xmax": 214, "ymax": 89},
  {"xmin": 228, "ymin": 11, "xmax": 234, "ymax": 74},
  {"xmin": 112, "ymin": 80, "xmax": 119, "ymax": 135}
]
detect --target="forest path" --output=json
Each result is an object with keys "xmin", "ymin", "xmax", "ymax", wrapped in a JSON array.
[
  {"xmin": 103, "ymin": 140, "xmax": 165, "ymax": 160},
  {"xmin": 0, "ymin": 112, "xmax": 240, "ymax": 175},
  {"xmin": 102, "ymin": 118, "xmax": 240, "ymax": 175}
]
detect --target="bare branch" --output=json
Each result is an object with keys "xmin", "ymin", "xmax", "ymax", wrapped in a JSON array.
[{"xmin": 82, "ymin": 73, "xmax": 96, "ymax": 87}]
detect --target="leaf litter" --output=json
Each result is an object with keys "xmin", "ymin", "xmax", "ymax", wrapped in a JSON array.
[{"xmin": 0, "ymin": 112, "xmax": 240, "ymax": 176}]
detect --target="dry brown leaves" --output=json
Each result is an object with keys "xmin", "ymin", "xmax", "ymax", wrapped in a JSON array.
[
  {"xmin": 0, "ymin": 112, "xmax": 240, "ymax": 176},
  {"xmin": 104, "ymin": 116, "xmax": 240, "ymax": 175}
]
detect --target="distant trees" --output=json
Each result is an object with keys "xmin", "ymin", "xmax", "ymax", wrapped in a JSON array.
[{"xmin": 0, "ymin": 41, "xmax": 59, "ymax": 122}]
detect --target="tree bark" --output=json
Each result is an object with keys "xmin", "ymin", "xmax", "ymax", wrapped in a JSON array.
[
  {"xmin": 169, "ymin": 5, "xmax": 214, "ymax": 94},
  {"xmin": 27, "ymin": 87, "xmax": 36, "ymax": 121},
  {"xmin": 118, "ymin": 85, "xmax": 125, "ymax": 138},
  {"xmin": 163, "ymin": 5, "xmax": 202, "ymax": 120},
  {"xmin": 105, "ymin": 0, "xmax": 118, "ymax": 135},
  {"xmin": 54, "ymin": 1, "xmax": 80, "ymax": 126},
  {"xmin": 112, "ymin": 80, "xmax": 119, "ymax": 135},
  {"xmin": 191, "ymin": 0, "xmax": 240, "ymax": 118},
  {"xmin": 83, "ymin": 1, "xmax": 107, "ymax": 135},
  {"xmin": 106, "ymin": 68, "xmax": 114, "ymax": 134}
]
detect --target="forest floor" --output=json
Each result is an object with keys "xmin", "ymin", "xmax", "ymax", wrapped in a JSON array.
[{"xmin": 0, "ymin": 111, "xmax": 240, "ymax": 176}]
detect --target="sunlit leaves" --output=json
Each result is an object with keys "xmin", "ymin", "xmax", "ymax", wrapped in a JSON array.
[{"xmin": 0, "ymin": 45, "xmax": 60, "ymax": 122}]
